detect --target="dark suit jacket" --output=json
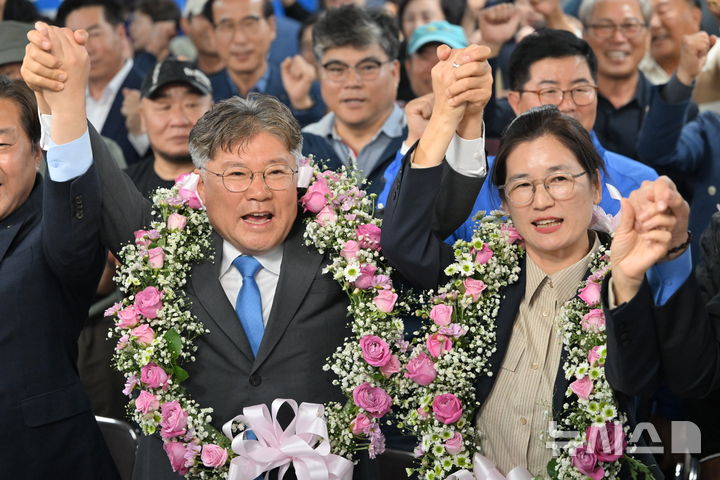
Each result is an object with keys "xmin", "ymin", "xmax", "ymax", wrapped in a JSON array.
[
  {"xmin": 0, "ymin": 173, "xmax": 118, "ymax": 479},
  {"xmin": 100, "ymin": 65, "xmax": 145, "ymax": 165},
  {"xmin": 85, "ymin": 126, "xmax": 374, "ymax": 479},
  {"xmin": 380, "ymin": 156, "xmax": 663, "ymax": 478}
]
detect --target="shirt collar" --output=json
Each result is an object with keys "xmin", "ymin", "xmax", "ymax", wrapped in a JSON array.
[
  {"xmin": 220, "ymin": 240, "xmax": 283, "ymax": 279},
  {"xmin": 525, "ymin": 232, "xmax": 601, "ymax": 303}
]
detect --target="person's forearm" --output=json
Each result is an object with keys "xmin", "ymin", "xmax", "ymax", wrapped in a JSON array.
[{"xmin": 412, "ymin": 114, "xmax": 458, "ymax": 167}]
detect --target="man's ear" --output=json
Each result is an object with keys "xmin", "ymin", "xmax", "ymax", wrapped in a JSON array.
[
  {"xmin": 196, "ymin": 168, "xmax": 206, "ymax": 204},
  {"xmin": 33, "ymin": 143, "xmax": 42, "ymax": 171},
  {"xmin": 507, "ymin": 91, "xmax": 521, "ymax": 115}
]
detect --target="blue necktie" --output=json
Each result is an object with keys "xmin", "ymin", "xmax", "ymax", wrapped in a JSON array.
[{"xmin": 233, "ymin": 256, "xmax": 264, "ymax": 357}]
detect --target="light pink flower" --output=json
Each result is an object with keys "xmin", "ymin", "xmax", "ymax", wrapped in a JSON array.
[
  {"xmin": 359, "ymin": 335, "xmax": 392, "ymax": 367},
  {"xmin": 356, "ymin": 224, "xmax": 381, "ymax": 251},
  {"xmin": 475, "ymin": 243, "xmax": 494, "ymax": 264},
  {"xmin": 201, "ymin": 444, "xmax": 228, "ymax": 468},
  {"xmin": 429, "ymin": 304, "xmax": 453, "ymax": 327},
  {"xmin": 588, "ymin": 346, "xmax": 603, "ymax": 366},
  {"xmin": 340, "ymin": 240, "xmax": 360, "ymax": 259},
  {"xmin": 134, "ymin": 230, "xmax": 152, "ymax": 248},
  {"xmin": 571, "ymin": 445, "xmax": 604, "ymax": 480},
  {"xmin": 140, "ymin": 362, "xmax": 169, "ymax": 389},
  {"xmin": 135, "ymin": 390, "xmax": 160, "ymax": 414},
  {"xmin": 160, "ymin": 401, "xmax": 189, "ymax": 439},
  {"xmin": 315, "ymin": 205, "xmax": 338, "ymax": 226},
  {"xmin": 501, "ymin": 223, "xmax": 523, "ymax": 244},
  {"xmin": 116, "ymin": 335, "xmax": 129, "ymax": 350},
  {"xmin": 579, "ymin": 281, "xmax": 602, "ymax": 306},
  {"xmin": 372, "ymin": 275, "xmax": 392, "ymax": 290},
  {"xmin": 117, "ymin": 305, "xmax": 139, "ymax": 328},
  {"xmin": 586, "ymin": 422, "xmax": 626, "ymax": 462},
  {"xmin": 438, "ymin": 324, "xmax": 467, "ymax": 338},
  {"xmin": 444, "ymin": 432, "xmax": 463, "ymax": 455},
  {"xmin": 426, "ymin": 333, "xmax": 453, "ymax": 357},
  {"xmin": 463, "ymin": 278, "xmax": 487, "ymax": 302},
  {"xmin": 131, "ymin": 324, "xmax": 155, "ymax": 345},
  {"xmin": 351, "ymin": 413, "xmax": 372, "ymax": 435},
  {"xmin": 379, "ymin": 355, "xmax": 401, "ymax": 377},
  {"xmin": 104, "ymin": 302, "xmax": 122, "ymax": 317},
  {"xmin": 373, "ymin": 290, "xmax": 397, "ymax": 313},
  {"xmin": 570, "ymin": 376, "xmax": 593, "ymax": 400},
  {"xmin": 416, "ymin": 407, "xmax": 429, "ymax": 419},
  {"xmin": 176, "ymin": 173, "xmax": 203, "ymax": 209},
  {"xmin": 134, "ymin": 286, "xmax": 163, "ymax": 319},
  {"xmin": 163, "ymin": 442, "xmax": 189, "ymax": 475},
  {"xmin": 167, "ymin": 213, "xmax": 188, "ymax": 231},
  {"xmin": 404, "ymin": 352, "xmax": 437, "ymax": 386},
  {"xmin": 122, "ymin": 375, "xmax": 139, "ymax": 396},
  {"xmin": 183, "ymin": 444, "xmax": 201, "ymax": 468},
  {"xmin": 352, "ymin": 382, "xmax": 392, "ymax": 418},
  {"xmin": 301, "ymin": 176, "xmax": 330, "ymax": 212},
  {"xmin": 432, "ymin": 393, "xmax": 463, "ymax": 424},
  {"xmin": 148, "ymin": 247, "xmax": 165, "ymax": 269},
  {"xmin": 355, "ymin": 264, "xmax": 378, "ymax": 290},
  {"xmin": 581, "ymin": 309, "xmax": 606, "ymax": 332}
]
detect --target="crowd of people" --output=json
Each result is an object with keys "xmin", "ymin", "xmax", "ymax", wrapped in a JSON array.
[{"xmin": 1, "ymin": 0, "xmax": 720, "ymax": 477}]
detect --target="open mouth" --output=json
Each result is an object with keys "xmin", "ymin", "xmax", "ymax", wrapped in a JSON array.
[
  {"xmin": 605, "ymin": 51, "xmax": 630, "ymax": 60},
  {"xmin": 242, "ymin": 212, "xmax": 274, "ymax": 225},
  {"xmin": 532, "ymin": 218, "xmax": 563, "ymax": 229}
]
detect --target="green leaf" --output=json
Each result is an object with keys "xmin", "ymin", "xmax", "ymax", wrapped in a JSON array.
[
  {"xmin": 164, "ymin": 328, "xmax": 182, "ymax": 359},
  {"xmin": 546, "ymin": 458, "xmax": 559, "ymax": 479},
  {"xmin": 173, "ymin": 365, "xmax": 189, "ymax": 383}
]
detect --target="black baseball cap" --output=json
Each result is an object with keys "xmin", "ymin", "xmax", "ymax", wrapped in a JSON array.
[{"xmin": 141, "ymin": 58, "xmax": 213, "ymax": 99}]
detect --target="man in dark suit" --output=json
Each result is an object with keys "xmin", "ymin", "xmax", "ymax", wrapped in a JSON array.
[
  {"xmin": 56, "ymin": 0, "xmax": 147, "ymax": 165},
  {"xmin": 0, "ymin": 75, "xmax": 119, "ymax": 477},
  {"xmin": 25, "ymin": 22, "xmax": 374, "ymax": 480}
]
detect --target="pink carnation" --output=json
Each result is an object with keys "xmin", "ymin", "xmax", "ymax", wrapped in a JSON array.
[
  {"xmin": 359, "ymin": 335, "xmax": 392, "ymax": 367},
  {"xmin": 426, "ymin": 333, "xmax": 453, "ymax": 358},
  {"xmin": 122, "ymin": 375, "xmax": 139, "ymax": 396},
  {"xmin": 404, "ymin": 352, "xmax": 437, "ymax": 386},
  {"xmin": 373, "ymin": 289, "xmax": 397, "ymax": 313},
  {"xmin": 116, "ymin": 335, "xmax": 129, "ymax": 350},
  {"xmin": 201, "ymin": 444, "xmax": 228, "ymax": 468},
  {"xmin": 352, "ymin": 382, "xmax": 392, "ymax": 418},
  {"xmin": 104, "ymin": 302, "xmax": 122, "ymax": 317},
  {"xmin": 356, "ymin": 224, "xmax": 381, "ymax": 251},
  {"xmin": 134, "ymin": 286, "xmax": 163, "ymax": 319},
  {"xmin": 432, "ymin": 393, "xmax": 463, "ymax": 424},
  {"xmin": 570, "ymin": 376, "xmax": 593, "ymax": 400}
]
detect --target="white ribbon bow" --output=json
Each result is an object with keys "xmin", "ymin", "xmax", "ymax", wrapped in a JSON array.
[
  {"xmin": 445, "ymin": 453, "xmax": 533, "ymax": 480},
  {"xmin": 222, "ymin": 399, "xmax": 353, "ymax": 480}
]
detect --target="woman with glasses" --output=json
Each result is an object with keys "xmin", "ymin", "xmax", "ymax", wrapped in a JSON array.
[{"xmin": 381, "ymin": 52, "xmax": 685, "ymax": 475}]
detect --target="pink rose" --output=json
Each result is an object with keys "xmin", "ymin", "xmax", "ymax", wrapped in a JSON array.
[
  {"xmin": 134, "ymin": 286, "xmax": 163, "ymax": 319},
  {"xmin": 356, "ymin": 224, "xmax": 381, "ymax": 251},
  {"xmin": 373, "ymin": 290, "xmax": 397, "ymax": 313},
  {"xmin": 148, "ymin": 247, "xmax": 165, "ymax": 269},
  {"xmin": 351, "ymin": 413, "xmax": 372, "ymax": 435},
  {"xmin": 432, "ymin": 393, "xmax": 463, "ymax": 424},
  {"xmin": 404, "ymin": 352, "xmax": 437, "ymax": 386},
  {"xmin": 463, "ymin": 278, "xmax": 487, "ymax": 302},
  {"xmin": 587, "ymin": 422, "xmax": 626, "ymax": 462},
  {"xmin": 429, "ymin": 304, "xmax": 453, "ymax": 327},
  {"xmin": 501, "ymin": 223, "xmax": 523, "ymax": 244},
  {"xmin": 581, "ymin": 309, "xmax": 606, "ymax": 332},
  {"xmin": 444, "ymin": 432, "xmax": 464, "ymax": 455},
  {"xmin": 340, "ymin": 240, "xmax": 360, "ymax": 259},
  {"xmin": 579, "ymin": 281, "xmax": 602, "ymax": 306},
  {"xmin": 131, "ymin": 324, "xmax": 155, "ymax": 345},
  {"xmin": 315, "ymin": 205, "xmax": 338, "ymax": 226},
  {"xmin": 301, "ymin": 176, "xmax": 331, "ymax": 213},
  {"xmin": 167, "ymin": 213, "xmax": 188, "ymax": 231},
  {"xmin": 355, "ymin": 264, "xmax": 378, "ymax": 290},
  {"xmin": 571, "ymin": 445, "xmax": 604, "ymax": 480},
  {"xmin": 359, "ymin": 335, "xmax": 392, "ymax": 367},
  {"xmin": 201, "ymin": 444, "xmax": 228, "ymax": 468},
  {"xmin": 570, "ymin": 376, "xmax": 593, "ymax": 400},
  {"xmin": 140, "ymin": 362, "xmax": 169, "ymax": 389},
  {"xmin": 104, "ymin": 302, "xmax": 122, "ymax": 317},
  {"xmin": 379, "ymin": 355, "xmax": 401, "ymax": 377},
  {"xmin": 160, "ymin": 401, "xmax": 189, "ymax": 439},
  {"xmin": 352, "ymin": 382, "xmax": 392, "ymax": 418},
  {"xmin": 588, "ymin": 346, "xmax": 603, "ymax": 366},
  {"xmin": 135, "ymin": 390, "xmax": 160, "ymax": 414},
  {"xmin": 475, "ymin": 243, "xmax": 494, "ymax": 264},
  {"xmin": 122, "ymin": 375, "xmax": 139, "ymax": 396},
  {"xmin": 163, "ymin": 442, "xmax": 189, "ymax": 475},
  {"xmin": 117, "ymin": 305, "xmax": 139, "ymax": 328},
  {"xmin": 134, "ymin": 230, "xmax": 153, "ymax": 248},
  {"xmin": 176, "ymin": 173, "xmax": 203, "ymax": 209},
  {"xmin": 116, "ymin": 335, "xmax": 129, "ymax": 350},
  {"xmin": 426, "ymin": 333, "xmax": 453, "ymax": 358}
]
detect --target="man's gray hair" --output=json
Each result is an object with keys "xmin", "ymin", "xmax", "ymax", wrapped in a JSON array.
[
  {"xmin": 579, "ymin": 0, "xmax": 652, "ymax": 26},
  {"xmin": 312, "ymin": 5, "xmax": 400, "ymax": 61},
  {"xmin": 189, "ymin": 94, "xmax": 303, "ymax": 168}
]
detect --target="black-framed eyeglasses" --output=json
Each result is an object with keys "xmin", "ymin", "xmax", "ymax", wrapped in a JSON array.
[
  {"xmin": 320, "ymin": 59, "xmax": 392, "ymax": 82},
  {"xmin": 202, "ymin": 164, "xmax": 297, "ymax": 193},
  {"xmin": 518, "ymin": 84, "xmax": 598, "ymax": 107},
  {"xmin": 499, "ymin": 171, "xmax": 588, "ymax": 206},
  {"xmin": 587, "ymin": 21, "xmax": 647, "ymax": 39}
]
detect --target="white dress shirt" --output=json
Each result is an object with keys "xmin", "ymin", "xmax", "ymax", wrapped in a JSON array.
[
  {"xmin": 86, "ymin": 59, "xmax": 134, "ymax": 133},
  {"xmin": 219, "ymin": 241, "xmax": 283, "ymax": 326},
  {"xmin": 410, "ymin": 130, "xmax": 488, "ymax": 178}
]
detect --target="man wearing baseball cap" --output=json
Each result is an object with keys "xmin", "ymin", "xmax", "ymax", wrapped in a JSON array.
[
  {"xmin": 125, "ymin": 58, "xmax": 214, "ymax": 197},
  {"xmin": 405, "ymin": 20, "xmax": 468, "ymax": 98},
  {"xmin": 0, "ymin": 21, "xmax": 34, "ymax": 79}
]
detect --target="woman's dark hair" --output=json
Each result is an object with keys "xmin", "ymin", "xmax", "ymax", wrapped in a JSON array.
[{"xmin": 491, "ymin": 105, "xmax": 605, "ymax": 196}]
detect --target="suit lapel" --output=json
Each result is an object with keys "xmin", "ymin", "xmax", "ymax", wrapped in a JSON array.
[
  {"xmin": 252, "ymin": 217, "xmax": 324, "ymax": 371},
  {"xmin": 191, "ymin": 231, "xmax": 254, "ymax": 363}
]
